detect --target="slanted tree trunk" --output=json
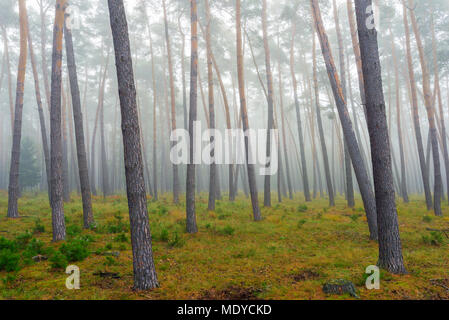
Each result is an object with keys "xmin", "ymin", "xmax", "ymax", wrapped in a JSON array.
[
  {"xmin": 162, "ymin": 0, "xmax": 180, "ymax": 204},
  {"xmin": 49, "ymin": 0, "xmax": 67, "ymax": 241},
  {"xmin": 312, "ymin": 28, "xmax": 335, "ymax": 207},
  {"xmin": 236, "ymin": 0, "xmax": 261, "ymax": 221},
  {"xmin": 391, "ymin": 35, "xmax": 409, "ymax": 203},
  {"xmin": 107, "ymin": 0, "xmax": 158, "ymax": 290},
  {"xmin": 7, "ymin": 0, "xmax": 28, "ymax": 218},
  {"xmin": 261, "ymin": 0, "xmax": 274, "ymax": 207},
  {"xmin": 354, "ymin": 0, "xmax": 406, "ymax": 273},
  {"xmin": 332, "ymin": 0, "xmax": 354, "ymax": 207},
  {"xmin": 186, "ymin": 0, "xmax": 199, "ymax": 234},
  {"xmin": 408, "ymin": 0, "xmax": 442, "ymax": 216},
  {"xmin": 64, "ymin": 11, "xmax": 94, "ymax": 228},
  {"xmin": 26, "ymin": 8, "xmax": 51, "ymax": 203},
  {"xmin": 311, "ymin": 0, "xmax": 378, "ymax": 240}
]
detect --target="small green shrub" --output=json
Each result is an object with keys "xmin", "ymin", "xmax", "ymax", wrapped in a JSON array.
[
  {"xmin": 297, "ymin": 205, "xmax": 308, "ymax": 213},
  {"xmin": 297, "ymin": 219, "xmax": 307, "ymax": 228},
  {"xmin": 104, "ymin": 256, "xmax": 119, "ymax": 266},
  {"xmin": 218, "ymin": 226, "xmax": 235, "ymax": 236},
  {"xmin": 168, "ymin": 232, "xmax": 185, "ymax": 248},
  {"xmin": 0, "ymin": 237, "xmax": 17, "ymax": 252},
  {"xmin": 49, "ymin": 251, "xmax": 68, "ymax": 270},
  {"xmin": 422, "ymin": 215, "xmax": 433, "ymax": 223},
  {"xmin": 15, "ymin": 231, "xmax": 33, "ymax": 249},
  {"xmin": 59, "ymin": 237, "xmax": 90, "ymax": 262},
  {"xmin": 32, "ymin": 219, "xmax": 45, "ymax": 234},
  {"xmin": 422, "ymin": 231, "xmax": 444, "ymax": 246},
  {"xmin": 66, "ymin": 225, "xmax": 82, "ymax": 237},
  {"xmin": 0, "ymin": 249, "xmax": 20, "ymax": 272},
  {"xmin": 349, "ymin": 214, "xmax": 361, "ymax": 222},
  {"xmin": 114, "ymin": 233, "xmax": 128, "ymax": 243}
]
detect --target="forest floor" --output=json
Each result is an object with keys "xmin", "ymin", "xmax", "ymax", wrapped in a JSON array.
[{"xmin": 0, "ymin": 190, "xmax": 448, "ymax": 300}]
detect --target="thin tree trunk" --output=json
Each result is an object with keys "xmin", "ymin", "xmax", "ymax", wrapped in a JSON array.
[
  {"xmin": 49, "ymin": 0, "xmax": 67, "ymax": 241},
  {"xmin": 236, "ymin": 0, "xmax": 261, "ymax": 221},
  {"xmin": 64, "ymin": 11, "xmax": 94, "ymax": 227},
  {"xmin": 1, "ymin": 26, "xmax": 14, "ymax": 135},
  {"xmin": 333, "ymin": 0, "xmax": 354, "ymax": 207},
  {"xmin": 312, "ymin": 28, "xmax": 335, "ymax": 207},
  {"xmin": 391, "ymin": 35, "xmax": 409, "ymax": 203},
  {"xmin": 408, "ymin": 0, "xmax": 442, "ymax": 216},
  {"xmin": 186, "ymin": 0, "xmax": 199, "ymax": 234},
  {"xmin": 311, "ymin": 0, "xmax": 378, "ymax": 240},
  {"xmin": 39, "ymin": 0, "xmax": 51, "ymax": 112},
  {"xmin": 7, "ymin": 0, "xmax": 28, "ymax": 218},
  {"xmin": 26, "ymin": 8, "xmax": 51, "ymax": 203},
  {"xmin": 354, "ymin": 0, "xmax": 406, "ymax": 273},
  {"xmin": 162, "ymin": 0, "xmax": 179, "ymax": 204},
  {"xmin": 61, "ymin": 83, "xmax": 70, "ymax": 202},
  {"xmin": 107, "ymin": 0, "xmax": 158, "ymax": 290}
]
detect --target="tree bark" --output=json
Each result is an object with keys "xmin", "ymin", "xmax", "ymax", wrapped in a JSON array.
[
  {"xmin": 311, "ymin": 0, "xmax": 378, "ymax": 240},
  {"xmin": 64, "ymin": 10, "xmax": 94, "ymax": 228},
  {"xmin": 186, "ymin": 0, "xmax": 199, "ymax": 234},
  {"xmin": 7, "ymin": 0, "xmax": 28, "ymax": 218},
  {"xmin": 49, "ymin": 0, "xmax": 67, "ymax": 241},
  {"xmin": 107, "ymin": 0, "xmax": 159, "ymax": 290},
  {"xmin": 354, "ymin": 0, "xmax": 406, "ymax": 273}
]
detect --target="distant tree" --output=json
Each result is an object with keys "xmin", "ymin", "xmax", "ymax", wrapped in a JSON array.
[
  {"xmin": 107, "ymin": 0, "xmax": 159, "ymax": 290},
  {"xmin": 19, "ymin": 138, "xmax": 41, "ymax": 191}
]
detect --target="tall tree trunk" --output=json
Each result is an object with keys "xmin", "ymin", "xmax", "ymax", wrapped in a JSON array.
[
  {"xmin": 7, "ymin": 0, "xmax": 28, "ymax": 218},
  {"xmin": 333, "ymin": 0, "xmax": 354, "ymax": 207},
  {"xmin": 204, "ymin": 0, "xmax": 216, "ymax": 211},
  {"xmin": 236, "ymin": 0, "xmax": 262, "ymax": 221},
  {"xmin": 100, "ymin": 79, "xmax": 109, "ymax": 198},
  {"xmin": 312, "ymin": 28, "xmax": 335, "ymax": 207},
  {"xmin": 431, "ymin": 15, "xmax": 449, "ymax": 205},
  {"xmin": 39, "ymin": 0, "xmax": 51, "ymax": 111},
  {"xmin": 49, "ymin": 0, "xmax": 67, "ymax": 241},
  {"xmin": 143, "ymin": 5, "xmax": 158, "ymax": 201},
  {"xmin": 311, "ymin": 0, "xmax": 378, "ymax": 240},
  {"xmin": 261, "ymin": 0, "xmax": 274, "ymax": 207},
  {"xmin": 64, "ymin": 10, "xmax": 94, "ymax": 227},
  {"xmin": 26, "ymin": 8, "xmax": 51, "ymax": 203},
  {"xmin": 178, "ymin": 14, "xmax": 188, "ymax": 131},
  {"xmin": 186, "ymin": 0, "xmax": 199, "ymax": 234},
  {"xmin": 391, "ymin": 36, "xmax": 409, "ymax": 203},
  {"xmin": 162, "ymin": 0, "xmax": 179, "ymax": 204},
  {"xmin": 354, "ymin": 0, "xmax": 406, "ymax": 273},
  {"xmin": 107, "ymin": 0, "xmax": 158, "ymax": 290},
  {"xmin": 408, "ymin": 0, "xmax": 442, "ymax": 216}
]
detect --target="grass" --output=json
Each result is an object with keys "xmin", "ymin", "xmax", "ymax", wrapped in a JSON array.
[{"xmin": 0, "ymin": 190, "xmax": 448, "ymax": 300}]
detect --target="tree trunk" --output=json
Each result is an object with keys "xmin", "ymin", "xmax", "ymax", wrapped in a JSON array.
[
  {"xmin": 49, "ymin": 0, "xmax": 67, "ymax": 241},
  {"xmin": 39, "ymin": 0, "xmax": 51, "ymax": 112},
  {"xmin": 262, "ymin": 0, "xmax": 274, "ymax": 207},
  {"xmin": 354, "ymin": 0, "xmax": 406, "ymax": 273},
  {"xmin": 333, "ymin": 0, "xmax": 354, "ymax": 207},
  {"xmin": 408, "ymin": 0, "xmax": 442, "ymax": 216},
  {"xmin": 64, "ymin": 11, "xmax": 94, "ymax": 227},
  {"xmin": 107, "ymin": 0, "xmax": 158, "ymax": 290},
  {"xmin": 312, "ymin": 28, "xmax": 335, "ymax": 207},
  {"xmin": 236, "ymin": 0, "xmax": 261, "ymax": 221},
  {"xmin": 162, "ymin": 0, "xmax": 179, "ymax": 204},
  {"xmin": 391, "ymin": 35, "xmax": 409, "ymax": 203},
  {"xmin": 61, "ymin": 82, "xmax": 71, "ymax": 202},
  {"xmin": 1, "ymin": 26, "xmax": 14, "ymax": 136},
  {"xmin": 186, "ymin": 0, "xmax": 199, "ymax": 234},
  {"xmin": 311, "ymin": 0, "xmax": 378, "ymax": 240},
  {"xmin": 204, "ymin": 0, "xmax": 216, "ymax": 211},
  {"xmin": 7, "ymin": 0, "xmax": 28, "ymax": 218},
  {"xmin": 26, "ymin": 8, "xmax": 51, "ymax": 203}
]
